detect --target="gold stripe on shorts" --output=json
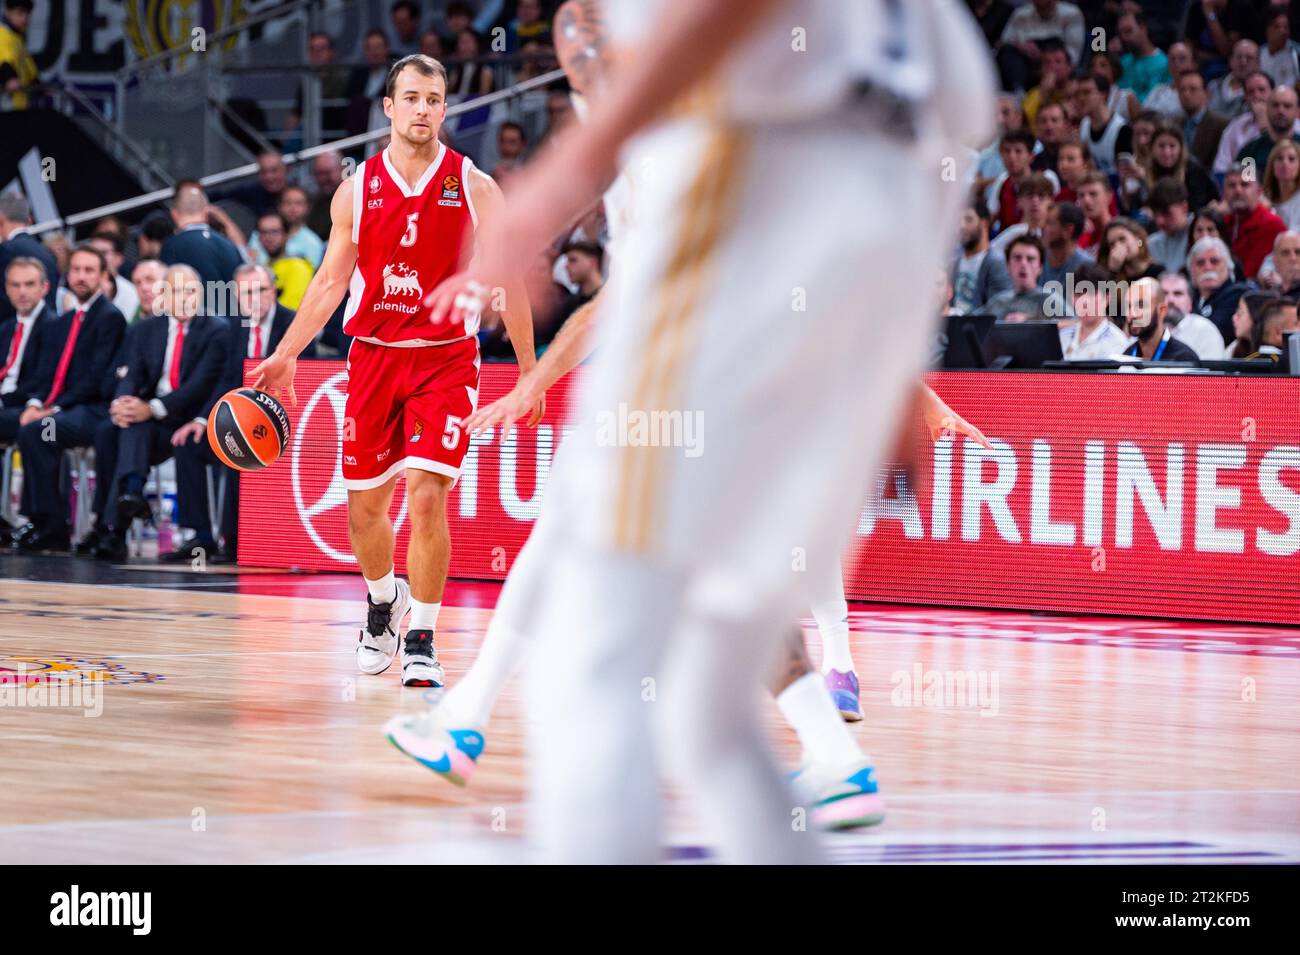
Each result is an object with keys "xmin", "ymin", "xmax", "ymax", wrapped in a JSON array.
[{"xmin": 613, "ymin": 126, "xmax": 748, "ymax": 553}]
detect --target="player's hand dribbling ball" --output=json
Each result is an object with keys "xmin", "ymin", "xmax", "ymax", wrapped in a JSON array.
[{"xmin": 207, "ymin": 387, "xmax": 292, "ymax": 471}]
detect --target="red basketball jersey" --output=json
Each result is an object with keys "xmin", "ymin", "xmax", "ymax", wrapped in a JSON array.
[{"xmin": 343, "ymin": 144, "xmax": 479, "ymax": 345}]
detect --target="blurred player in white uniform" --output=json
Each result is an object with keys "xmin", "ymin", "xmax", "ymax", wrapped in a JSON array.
[
  {"xmin": 422, "ymin": 0, "xmax": 995, "ymax": 862},
  {"xmin": 385, "ymin": 2, "xmax": 994, "ymax": 834}
]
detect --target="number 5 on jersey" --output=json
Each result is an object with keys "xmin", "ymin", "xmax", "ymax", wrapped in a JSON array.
[{"xmin": 400, "ymin": 213, "xmax": 419, "ymax": 248}]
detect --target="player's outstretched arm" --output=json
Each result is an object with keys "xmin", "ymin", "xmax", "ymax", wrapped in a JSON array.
[
  {"xmin": 463, "ymin": 286, "xmax": 603, "ymax": 434},
  {"xmin": 252, "ymin": 176, "xmax": 360, "ymax": 404},
  {"xmin": 918, "ymin": 382, "xmax": 991, "ymax": 449}
]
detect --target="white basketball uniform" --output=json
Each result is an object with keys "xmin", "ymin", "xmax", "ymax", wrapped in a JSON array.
[{"xmin": 520, "ymin": 0, "xmax": 995, "ymax": 863}]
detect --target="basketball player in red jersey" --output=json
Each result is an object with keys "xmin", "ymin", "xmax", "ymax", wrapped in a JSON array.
[{"xmin": 253, "ymin": 54, "xmax": 542, "ymax": 687}]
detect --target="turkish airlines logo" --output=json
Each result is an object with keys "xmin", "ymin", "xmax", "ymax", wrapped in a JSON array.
[
  {"xmin": 292, "ymin": 371, "xmax": 407, "ymax": 563},
  {"xmin": 382, "ymin": 263, "xmax": 422, "ymax": 299}
]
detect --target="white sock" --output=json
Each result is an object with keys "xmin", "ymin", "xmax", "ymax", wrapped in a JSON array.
[
  {"xmin": 811, "ymin": 600, "xmax": 854, "ymax": 673},
  {"xmin": 777, "ymin": 672, "xmax": 863, "ymax": 767},
  {"xmin": 441, "ymin": 619, "xmax": 526, "ymax": 730},
  {"xmin": 365, "ymin": 570, "xmax": 397, "ymax": 605},
  {"xmin": 409, "ymin": 599, "xmax": 441, "ymax": 632}
]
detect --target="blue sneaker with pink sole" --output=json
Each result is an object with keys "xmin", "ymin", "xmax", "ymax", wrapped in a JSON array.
[
  {"xmin": 384, "ymin": 708, "xmax": 485, "ymax": 787},
  {"xmin": 824, "ymin": 668, "xmax": 863, "ymax": 722},
  {"xmin": 790, "ymin": 758, "xmax": 885, "ymax": 830}
]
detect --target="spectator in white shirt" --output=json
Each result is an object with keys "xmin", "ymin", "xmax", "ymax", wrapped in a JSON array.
[
  {"xmin": 1213, "ymin": 71, "xmax": 1294, "ymax": 175},
  {"xmin": 1261, "ymin": 8, "xmax": 1300, "ymax": 89},
  {"xmin": 1208, "ymin": 39, "xmax": 1260, "ymax": 117},
  {"xmin": 1143, "ymin": 42, "xmax": 1196, "ymax": 119},
  {"xmin": 88, "ymin": 232, "xmax": 140, "ymax": 324},
  {"xmin": 1159, "ymin": 271, "xmax": 1226, "ymax": 360},
  {"xmin": 1059, "ymin": 262, "xmax": 1131, "ymax": 359},
  {"xmin": 1262, "ymin": 139, "xmax": 1300, "ymax": 232},
  {"xmin": 998, "ymin": 0, "xmax": 1087, "ymax": 93}
]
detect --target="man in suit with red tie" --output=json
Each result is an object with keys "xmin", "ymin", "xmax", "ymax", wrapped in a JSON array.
[
  {"xmin": 171, "ymin": 263, "xmax": 313, "ymax": 562},
  {"xmin": 0, "ymin": 256, "xmax": 52, "ymax": 534},
  {"xmin": 0, "ymin": 257, "xmax": 51, "ymax": 441},
  {"xmin": 12, "ymin": 245, "xmax": 126, "ymax": 552},
  {"xmin": 81, "ymin": 263, "xmax": 228, "ymax": 562}
]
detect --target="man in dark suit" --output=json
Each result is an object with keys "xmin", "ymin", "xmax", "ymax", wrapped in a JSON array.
[
  {"xmin": 0, "ymin": 255, "xmax": 53, "ymax": 532},
  {"xmin": 81, "ymin": 264, "xmax": 229, "ymax": 561},
  {"xmin": 160, "ymin": 184, "xmax": 245, "ymax": 301},
  {"xmin": 0, "ymin": 193, "xmax": 59, "ymax": 323},
  {"xmin": 12, "ymin": 245, "xmax": 126, "ymax": 551},
  {"xmin": 1177, "ymin": 69, "xmax": 1231, "ymax": 172},
  {"xmin": 172, "ymin": 263, "xmax": 314, "ymax": 561}
]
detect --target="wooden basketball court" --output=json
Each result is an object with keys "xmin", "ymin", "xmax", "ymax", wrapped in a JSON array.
[{"xmin": 2, "ymin": 564, "xmax": 1297, "ymax": 863}]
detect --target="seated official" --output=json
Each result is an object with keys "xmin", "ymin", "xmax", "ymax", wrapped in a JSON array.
[
  {"xmin": 1122, "ymin": 277, "xmax": 1201, "ymax": 363},
  {"xmin": 1245, "ymin": 297, "xmax": 1300, "ymax": 362},
  {"xmin": 81, "ymin": 264, "xmax": 228, "ymax": 562},
  {"xmin": 12, "ymin": 245, "xmax": 126, "ymax": 552},
  {"xmin": 172, "ymin": 263, "xmax": 312, "ymax": 561},
  {"xmin": 0, "ymin": 256, "xmax": 54, "ymax": 533}
]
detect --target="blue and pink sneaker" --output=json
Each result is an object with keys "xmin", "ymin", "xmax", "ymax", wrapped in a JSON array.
[
  {"xmin": 790, "ymin": 758, "xmax": 885, "ymax": 830},
  {"xmin": 824, "ymin": 668, "xmax": 863, "ymax": 722},
  {"xmin": 383, "ymin": 709, "xmax": 485, "ymax": 787}
]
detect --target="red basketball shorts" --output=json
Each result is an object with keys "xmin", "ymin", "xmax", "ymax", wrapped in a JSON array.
[{"xmin": 342, "ymin": 337, "xmax": 480, "ymax": 490}]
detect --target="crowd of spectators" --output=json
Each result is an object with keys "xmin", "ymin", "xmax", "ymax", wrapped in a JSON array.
[{"xmin": 955, "ymin": 0, "xmax": 1300, "ymax": 365}]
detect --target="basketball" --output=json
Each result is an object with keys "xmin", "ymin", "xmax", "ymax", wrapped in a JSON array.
[{"xmin": 207, "ymin": 387, "xmax": 291, "ymax": 471}]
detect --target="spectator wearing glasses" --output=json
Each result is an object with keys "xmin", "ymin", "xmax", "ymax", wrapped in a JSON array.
[
  {"xmin": 253, "ymin": 211, "xmax": 313, "ymax": 310},
  {"xmin": 1189, "ymin": 235, "xmax": 1254, "ymax": 346}
]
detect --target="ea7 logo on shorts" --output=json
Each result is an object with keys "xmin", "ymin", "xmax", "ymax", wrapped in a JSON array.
[
  {"xmin": 377, "ymin": 449, "xmax": 391, "ymax": 462},
  {"xmin": 439, "ymin": 174, "xmax": 463, "ymax": 207},
  {"xmin": 50, "ymin": 885, "xmax": 152, "ymax": 935}
]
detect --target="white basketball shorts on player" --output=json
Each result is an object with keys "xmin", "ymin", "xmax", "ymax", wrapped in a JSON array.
[{"xmin": 542, "ymin": 112, "xmax": 960, "ymax": 609}]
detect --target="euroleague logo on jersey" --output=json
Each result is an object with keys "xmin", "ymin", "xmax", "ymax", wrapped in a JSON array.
[{"xmin": 438, "ymin": 174, "xmax": 463, "ymax": 208}]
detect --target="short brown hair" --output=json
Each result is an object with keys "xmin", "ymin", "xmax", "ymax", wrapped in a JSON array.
[
  {"xmin": 386, "ymin": 53, "xmax": 448, "ymax": 99},
  {"xmin": 1017, "ymin": 173, "xmax": 1056, "ymax": 199},
  {"xmin": 1078, "ymin": 170, "xmax": 1112, "ymax": 193},
  {"xmin": 1005, "ymin": 233, "xmax": 1047, "ymax": 265},
  {"xmin": 69, "ymin": 243, "xmax": 108, "ymax": 273}
]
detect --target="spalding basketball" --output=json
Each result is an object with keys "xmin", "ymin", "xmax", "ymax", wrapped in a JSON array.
[{"xmin": 207, "ymin": 388, "xmax": 291, "ymax": 471}]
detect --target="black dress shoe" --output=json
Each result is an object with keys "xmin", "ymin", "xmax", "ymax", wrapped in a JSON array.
[
  {"xmin": 209, "ymin": 546, "xmax": 238, "ymax": 565},
  {"xmin": 74, "ymin": 525, "xmax": 105, "ymax": 556},
  {"xmin": 158, "ymin": 541, "xmax": 217, "ymax": 564},
  {"xmin": 17, "ymin": 524, "xmax": 71, "ymax": 553},
  {"xmin": 92, "ymin": 534, "xmax": 128, "ymax": 562},
  {"xmin": 116, "ymin": 492, "xmax": 152, "ymax": 528}
]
